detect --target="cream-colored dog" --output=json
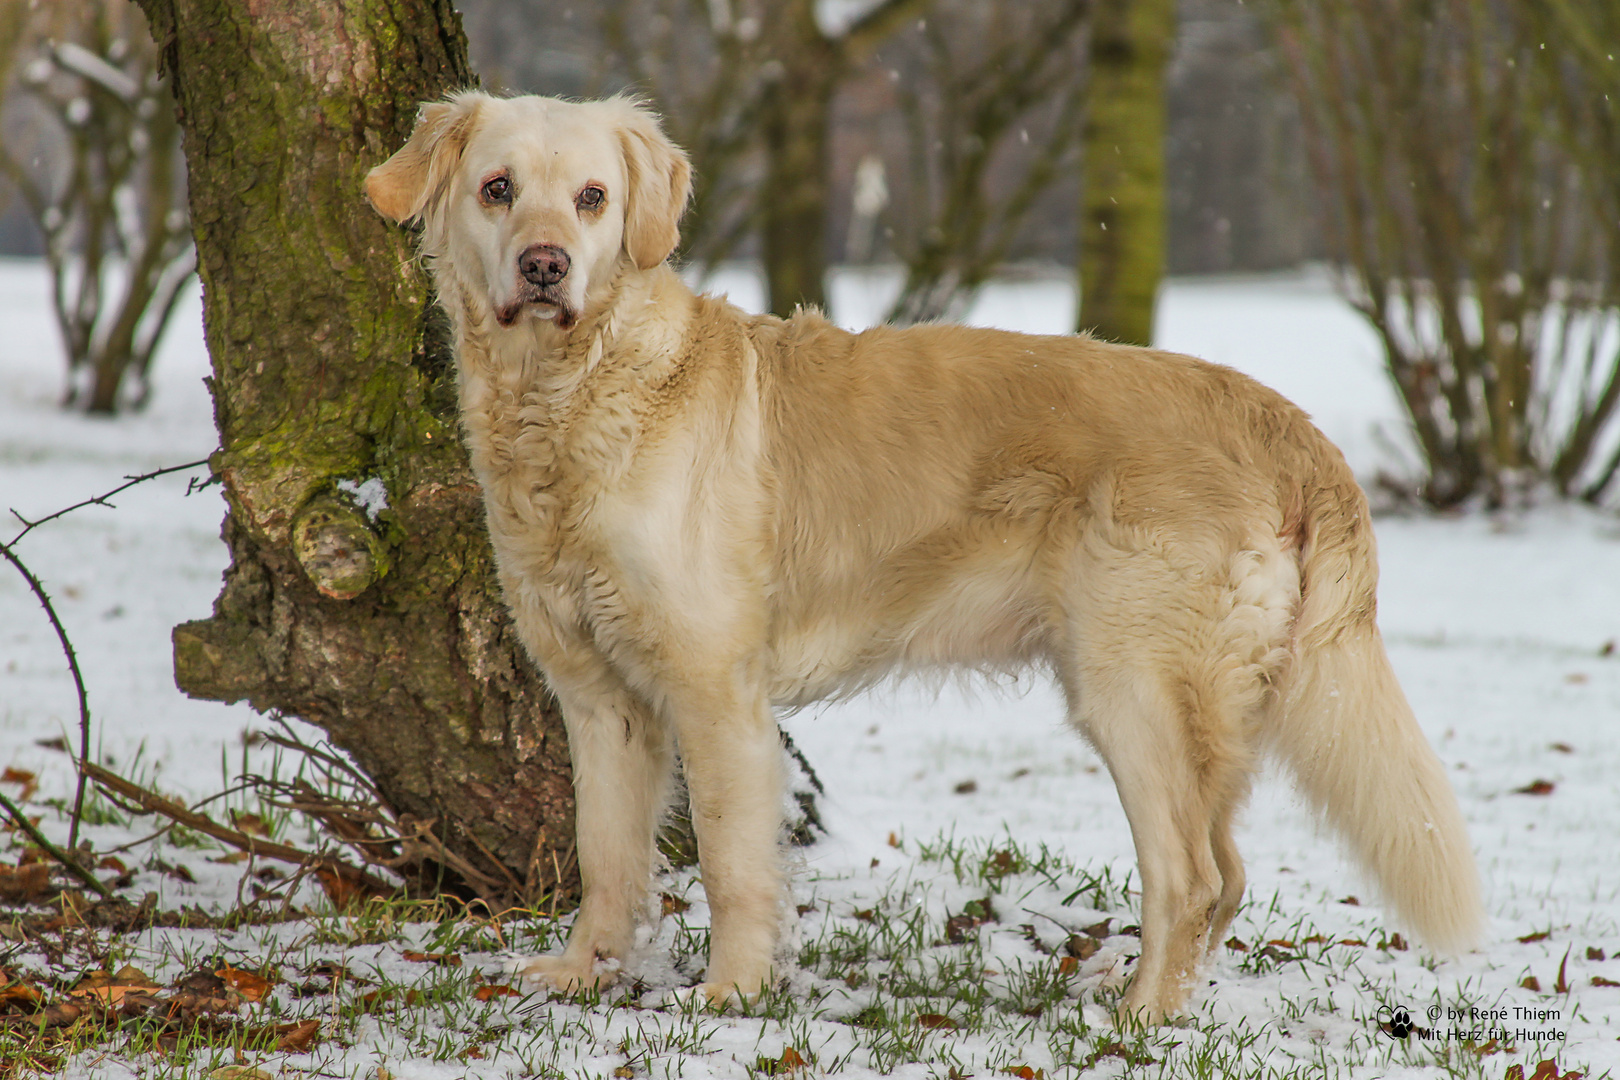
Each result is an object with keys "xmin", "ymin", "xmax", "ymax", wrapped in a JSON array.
[{"xmin": 365, "ymin": 92, "xmax": 1481, "ymax": 1022}]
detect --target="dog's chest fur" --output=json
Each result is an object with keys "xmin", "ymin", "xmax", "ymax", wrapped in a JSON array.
[{"xmin": 447, "ymin": 274, "xmax": 769, "ymax": 660}]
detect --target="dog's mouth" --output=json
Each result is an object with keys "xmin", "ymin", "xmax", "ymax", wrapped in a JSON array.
[{"xmin": 495, "ymin": 286, "xmax": 577, "ymax": 331}]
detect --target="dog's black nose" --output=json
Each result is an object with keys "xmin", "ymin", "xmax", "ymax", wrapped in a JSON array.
[{"xmin": 518, "ymin": 244, "xmax": 570, "ymax": 286}]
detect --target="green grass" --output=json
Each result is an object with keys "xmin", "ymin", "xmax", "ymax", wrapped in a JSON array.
[{"xmin": 0, "ymin": 829, "xmax": 1606, "ymax": 1079}]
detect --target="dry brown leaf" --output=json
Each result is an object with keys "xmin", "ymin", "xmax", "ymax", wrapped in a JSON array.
[
  {"xmin": 207, "ymin": 1068, "xmax": 274, "ymax": 1080},
  {"xmin": 0, "ymin": 863, "xmax": 52, "ymax": 904},
  {"xmin": 1514, "ymin": 779, "xmax": 1557, "ymax": 796},
  {"xmin": 916, "ymin": 1012, "xmax": 959, "ymax": 1030},
  {"xmin": 229, "ymin": 812, "xmax": 270, "ymax": 837},
  {"xmin": 1519, "ymin": 930, "xmax": 1552, "ymax": 943},
  {"xmin": 0, "ymin": 982, "xmax": 43, "ymax": 1012},
  {"xmin": 474, "ymin": 983, "xmax": 522, "ymax": 1002},
  {"xmin": 215, "ymin": 964, "xmax": 273, "ymax": 1003},
  {"xmin": 276, "ymin": 1016, "xmax": 321, "ymax": 1052},
  {"xmin": 401, "ymin": 950, "xmax": 462, "ymax": 967},
  {"xmin": 0, "ymin": 768, "xmax": 38, "ymax": 802}
]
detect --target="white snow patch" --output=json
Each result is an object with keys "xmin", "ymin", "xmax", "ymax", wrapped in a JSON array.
[{"xmin": 336, "ymin": 475, "xmax": 389, "ymax": 520}]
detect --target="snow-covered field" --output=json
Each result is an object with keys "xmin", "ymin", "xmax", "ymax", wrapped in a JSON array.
[{"xmin": 2, "ymin": 256, "xmax": 1618, "ymax": 1078}]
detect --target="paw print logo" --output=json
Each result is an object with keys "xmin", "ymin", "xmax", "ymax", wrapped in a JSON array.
[{"xmin": 1377, "ymin": 1004, "xmax": 1414, "ymax": 1039}]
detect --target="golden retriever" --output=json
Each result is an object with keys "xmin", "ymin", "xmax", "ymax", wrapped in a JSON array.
[{"xmin": 365, "ymin": 92, "xmax": 1481, "ymax": 1022}]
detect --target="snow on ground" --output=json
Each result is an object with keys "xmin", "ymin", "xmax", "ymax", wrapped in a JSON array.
[{"xmin": 2, "ymin": 256, "xmax": 1618, "ymax": 1077}]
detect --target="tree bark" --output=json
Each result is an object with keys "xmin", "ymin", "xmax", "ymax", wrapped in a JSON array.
[
  {"xmin": 759, "ymin": 8, "xmax": 838, "ymax": 318},
  {"xmin": 135, "ymin": 0, "xmax": 578, "ymax": 907},
  {"xmin": 1077, "ymin": 0, "xmax": 1174, "ymax": 346},
  {"xmin": 756, "ymin": 0, "xmax": 928, "ymax": 318}
]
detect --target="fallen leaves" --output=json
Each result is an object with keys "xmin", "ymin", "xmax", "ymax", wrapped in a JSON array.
[
  {"xmin": 275, "ymin": 1016, "xmax": 321, "ymax": 1052},
  {"xmin": 754, "ymin": 1046, "xmax": 810, "ymax": 1075},
  {"xmin": 1, "ymin": 767, "xmax": 39, "ymax": 802},
  {"xmin": 0, "ymin": 955, "xmax": 328, "ymax": 1067},
  {"xmin": 71, "ymin": 964, "xmax": 162, "ymax": 1007},
  {"xmin": 1514, "ymin": 779, "xmax": 1557, "ymax": 796},
  {"xmin": 0, "ymin": 860, "xmax": 53, "ymax": 904},
  {"xmin": 216, "ymin": 964, "xmax": 274, "ymax": 1002},
  {"xmin": 401, "ymin": 950, "xmax": 462, "ymax": 967},
  {"xmin": 1505, "ymin": 1060, "xmax": 1584, "ymax": 1080}
]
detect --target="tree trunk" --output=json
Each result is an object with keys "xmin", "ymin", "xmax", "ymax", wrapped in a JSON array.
[
  {"xmin": 759, "ymin": 1, "xmax": 838, "ymax": 317},
  {"xmin": 1077, "ymin": 0, "xmax": 1174, "ymax": 346},
  {"xmin": 136, "ymin": 0, "xmax": 578, "ymax": 907}
]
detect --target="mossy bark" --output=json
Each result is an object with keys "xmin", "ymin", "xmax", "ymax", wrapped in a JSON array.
[
  {"xmin": 1077, "ymin": 0, "xmax": 1174, "ymax": 347},
  {"xmin": 135, "ymin": 0, "xmax": 577, "ymax": 906},
  {"xmin": 759, "ymin": 1, "xmax": 838, "ymax": 318}
]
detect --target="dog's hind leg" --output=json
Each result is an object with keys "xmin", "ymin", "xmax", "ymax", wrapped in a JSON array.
[
  {"xmin": 1206, "ymin": 786, "xmax": 1248, "ymax": 954},
  {"xmin": 1065, "ymin": 667, "xmax": 1228, "ymax": 1025},
  {"xmin": 1062, "ymin": 529, "xmax": 1289, "ymax": 1022}
]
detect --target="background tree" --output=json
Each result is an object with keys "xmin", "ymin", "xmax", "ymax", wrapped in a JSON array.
[
  {"xmin": 0, "ymin": 0, "xmax": 194, "ymax": 414},
  {"xmin": 876, "ymin": 0, "xmax": 1090, "ymax": 324},
  {"xmin": 1274, "ymin": 0, "xmax": 1620, "ymax": 507},
  {"xmin": 592, "ymin": 0, "xmax": 926, "ymax": 317},
  {"xmin": 1077, "ymin": 0, "xmax": 1175, "ymax": 346},
  {"xmin": 133, "ymin": 0, "xmax": 579, "ymax": 906},
  {"xmin": 596, "ymin": 0, "xmax": 772, "ymax": 274}
]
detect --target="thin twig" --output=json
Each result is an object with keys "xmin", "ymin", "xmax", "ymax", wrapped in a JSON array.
[
  {"xmin": 82, "ymin": 761, "xmax": 399, "ymax": 898},
  {"xmin": 0, "ymin": 538, "xmax": 94, "ymax": 852},
  {"xmin": 7, "ymin": 457, "xmax": 209, "ymax": 546},
  {"xmin": 4, "ymin": 456, "xmax": 211, "ymax": 850},
  {"xmin": 0, "ymin": 787, "xmax": 113, "ymax": 899}
]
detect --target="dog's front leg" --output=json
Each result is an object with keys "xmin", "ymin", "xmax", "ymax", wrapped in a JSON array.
[
  {"xmin": 512, "ymin": 659, "xmax": 674, "ymax": 994},
  {"xmin": 667, "ymin": 675, "xmax": 785, "ymax": 1005}
]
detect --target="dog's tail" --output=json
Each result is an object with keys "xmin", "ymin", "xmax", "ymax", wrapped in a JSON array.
[{"xmin": 1265, "ymin": 478, "xmax": 1483, "ymax": 954}]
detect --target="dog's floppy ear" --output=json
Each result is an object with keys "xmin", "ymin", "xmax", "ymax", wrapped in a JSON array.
[
  {"xmin": 613, "ymin": 100, "xmax": 692, "ymax": 269},
  {"xmin": 365, "ymin": 92, "xmax": 484, "ymax": 224}
]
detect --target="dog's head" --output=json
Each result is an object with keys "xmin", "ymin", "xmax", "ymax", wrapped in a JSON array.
[{"xmin": 365, "ymin": 92, "xmax": 691, "ymax": 331}]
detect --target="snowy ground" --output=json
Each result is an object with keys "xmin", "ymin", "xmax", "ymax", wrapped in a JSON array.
[{"xmin": 2, "ymin": 256, "xmax": 1618, "ymax": 1078}]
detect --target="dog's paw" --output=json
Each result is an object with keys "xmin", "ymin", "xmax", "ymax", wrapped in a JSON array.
[
  {"xmin": 663, "ymin": 981, "xmax": 743, "ymax": 1011},
  {"xmin": 507, "ymin": 953, "xmax": 620, "ymax": 995}
]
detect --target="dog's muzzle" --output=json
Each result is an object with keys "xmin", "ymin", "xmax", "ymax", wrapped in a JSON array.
[{"xmin": 497, "ymin": 244, "xmax": 576, "ymax": 328}]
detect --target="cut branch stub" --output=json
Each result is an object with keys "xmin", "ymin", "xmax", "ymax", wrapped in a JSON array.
[{"xmin": 291, "ymin": 495, "xmax": 390, "ymax": 600}]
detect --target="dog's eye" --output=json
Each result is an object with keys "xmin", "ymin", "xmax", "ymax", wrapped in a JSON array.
[
  {"xmin": 481, "ymin": 175, "xmax": 512, "ymax": 204},
  {"xmin": 576, "ymin": 185, "xmax": 605, "ymax": 212}
]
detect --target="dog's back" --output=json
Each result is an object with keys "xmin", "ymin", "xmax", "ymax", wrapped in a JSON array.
[{"xmin": 752, "ymin": 311, "xmax": 1330, "ymax": 700}]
